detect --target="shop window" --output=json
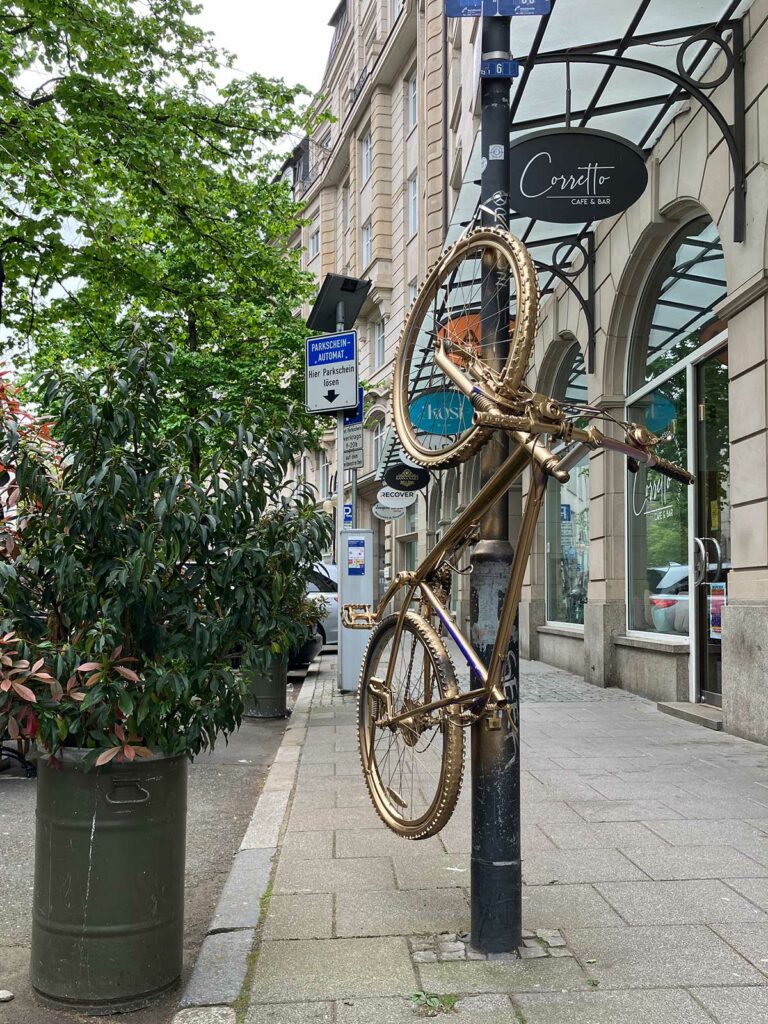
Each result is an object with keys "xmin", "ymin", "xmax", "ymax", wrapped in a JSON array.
[
  {"xmin": 627, "ymin": 373, "xmax": 689, "ymax": 634},
  {"xmin": 545, "ymin": 345, "xmax": 589, "ymax": 625},
  {"xmin": 625, "ymin": 216, "xmax": 725, "ymax": 637},
  {"xmin": 629, "ymin": 216, "xmax": 727, "ymax": 390}
]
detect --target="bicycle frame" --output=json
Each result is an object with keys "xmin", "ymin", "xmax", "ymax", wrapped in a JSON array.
[{"xmin": 367, "ymin": 443, "xmax": 552, "ymax": 726}]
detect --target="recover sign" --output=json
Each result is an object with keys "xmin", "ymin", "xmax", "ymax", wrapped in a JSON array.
[{"xmin": 305, "ymin": 331, "xmax": 358, "ymax": 413}]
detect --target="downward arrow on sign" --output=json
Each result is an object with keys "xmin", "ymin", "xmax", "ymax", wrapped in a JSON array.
[{"xmin": 324, "ymin": 390, "xmax": 339, "ymax": 403}]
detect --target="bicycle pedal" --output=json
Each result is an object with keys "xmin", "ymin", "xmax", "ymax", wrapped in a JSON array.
[{"xmin": 342, "ymin": 604, "xmax": 377, "ymax": 630}]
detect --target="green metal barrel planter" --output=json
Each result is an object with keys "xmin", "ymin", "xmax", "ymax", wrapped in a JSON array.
[
  {"xmin": 31, "ymin": 750, "xmax": 187, "ymax": 1014},
  {"xmin": 243, "ymin": 653, "xmax": 289, "ymax": 719}
]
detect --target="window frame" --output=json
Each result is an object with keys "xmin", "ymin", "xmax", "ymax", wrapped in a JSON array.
[
  {"xmin": 407, "ymin": 174, "xmax": 418, "ymax": 237},
  {"xmin": 373, "ymin": 318, "xmax": 386, "ymax": 368},
  {"xmin": 361, "ymin": 131, "xmax": 372, "ymax": 183},
  {"xmin": 406, "ymin": 72, "xmax": 418, "ymax": 132},
  {"xmin": 308, "ymin": 223, "xmax": 320, "ymax": 261},
  {"xmin": 361, "ymin": 218, "xmax": 373, "ymax": 268}
]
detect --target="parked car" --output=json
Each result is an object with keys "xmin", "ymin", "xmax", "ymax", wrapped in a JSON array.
[
  {"xmin": 648, "ymin": 563, "xmax": 689, "ymax": 634},
  {"xmin": 306, "ymin": 563, "xmax": 339, "ymax": 647}
]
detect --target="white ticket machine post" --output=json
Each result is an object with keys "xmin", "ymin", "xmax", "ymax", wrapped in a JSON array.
[{"xmin": 339, "ymin": 528, "xmax": 374, "ymax": 692}]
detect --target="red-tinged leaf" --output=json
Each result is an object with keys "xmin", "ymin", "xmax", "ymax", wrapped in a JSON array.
[
  {"xmin": 33, "ymin": 671, "xmax": 53, "ymax": 681},
  {"xmin": 1, "ymin": 655, "xmax": 12, "ymax": 666},
  {"xmin": 115, "ymin": 666, "xmax": 140, "ymax": 682},
  {"xmin": 76, "ymin": 662, "xmax": 101, "ymax": 673},
  {"xmin": 66, "ymin": 674, "xmax": 78, "ymax": 692},
  {"xmin": 0, "ymin": 680, "xmax": 10, "ymax": 692},
  {"xmin": 110, "ymin": 645, "xmax": 123, "ymax": 662},
  {"xmin": 95, "ymin": 747, "xmax": 120, "ymax": 767},
  {"xmin": 114, "ymin": 724, "xmax": 126, "ymax": 741},
  {"xmin": 7, "ymin": 715, "xmax": 19, "ymax": 739},
  {"xmin": 30, "ymin": 658, "xmax": 44, "ymax": 674},
  {"xmin": 50, "ymin": 681, "xmax": 63, "ymax": 700},
  {"xmin": 11, "ymin": 682, "xmax": 37, "ymax": 702},
  {"xmin": 133, "ymin": 747, "xmax": 154, "ymax": 759},
  {"xmin": 123, "ymin": 744, "xmax": 137, "ymax": 762},
  {"xmin": 0, "ymin": 632, "xmax": 16, "ymax": 642},
  {"xmin": 85, "ymin": 672, "xmax": 101, "ymax": 687},
  {"xmin": 70, "ymin": 691, "xmax": 86, "ymax": 702}
]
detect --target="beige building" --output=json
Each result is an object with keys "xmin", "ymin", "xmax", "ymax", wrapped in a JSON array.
[{"xmin": 291, "ymin": 0, "xmax": 768, "ymax": 746}]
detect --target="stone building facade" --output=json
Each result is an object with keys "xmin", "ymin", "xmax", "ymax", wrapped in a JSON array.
[{"xmin": 292, "ymin": 0, "xmax": 768, "ymax": 745}]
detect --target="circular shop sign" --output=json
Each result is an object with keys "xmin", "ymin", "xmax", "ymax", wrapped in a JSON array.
[
  {"xmin": 384, "ymin": 463, "xmax": 430, "ymax": 491},
  {"xmin": 372, "ymin": 503, "xmax": 406, "ymax": 522},
  {"xmin": 377, "ymin": 486, "xmax": 418, "ymax": 509},
  {"xmin": 509, "ymin": 127, "xmax": 648, "ymax": 223}
]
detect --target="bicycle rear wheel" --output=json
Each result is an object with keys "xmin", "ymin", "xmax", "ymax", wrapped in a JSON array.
[
  {"xmin": 358, "ymin": 612, "xmax": 464, "ymax": 840},
  {"xmin": 392, "ymin": 227, "xmax": 539, "ymax": 470}
]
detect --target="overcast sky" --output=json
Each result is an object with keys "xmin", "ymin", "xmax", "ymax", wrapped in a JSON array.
[{"xmin": 197, "ymin": 0, "xmax": 337, "ymax": 94}]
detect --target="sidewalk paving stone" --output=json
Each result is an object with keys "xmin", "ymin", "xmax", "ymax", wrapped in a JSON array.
[
  {"xmin": 392, "ymin": 853, "xmax": 470, "ymax": 890},
  {"xmin": 262, "ymin": 893, "xmax": 333, "ymax": 940},
  {"xmin": 174, "ymin": 1009, "xmax": 236, "ymax": 1024},
  {"xmin": 286, "ymin": 805, "xmax": 380, "ymax": 831},
  {"xmin": 710, "ymin": 922, "xmax": 768, "ymax": 972},
  {"xmin": 522, "ymin": 883, "xmax": 626, "ymax": 929},
  {"xmin": 540, "ymin": 821, "xmax": 668, "ymax": 849},
  {"xmin": 335, "ymin": 994, "xmax": 518, "ymax": 1023},
  {"xmin": 567, "ymin": 799, "xmax": 683, "ymax": 821},
  {"xmin": 274, "ymin": 855, "xmax": 395, "ymax": 894},
  {"xmin": 722, "ymin": 876, "xmax": 768, "ymax": 911},
  {"xmin": 335, "ymin": 887, "xmax": 469, "ymax": 937},
  {"xmin": 246, "ymin": 1003, "xmax": 333, "ymax": 1024},
  {"xmin": 522, "ymin": 848, "xmax": 648, "ymax": 885},
  {"xmin": 279, "ymin": 830, "xmax": 334, "ymax": 861},
  {"xmin": 643, "ymin": 819, "xmax": 768, "ymax": 846},
  {"xmin": 513, "ymin": 989, "xmax": 715, "ymax": 1024},
  {"xmin": 566, "ymin": 924, "xmax": 765, "ymax": 988},
  {"xmin": 619, "ymin": 844, "xmax": 768, "ymax": 880},
  {"xmin": 690, "ymin": 985, "xmax": 768, "ymax": 1023},
  {"xmin": 594, "ymin": 879, "xmax": 768, "ymax": 925},
  {"xmin": 334, "ymin": 826, "xmax": 445, "ymax": 859},
  {"xmin": 248, "ymin": 937, "xmax": 417, "ymax": 1002},
  {"xmin": 415, "ymin": 955, "xmax": 589, "ymax": 994}
]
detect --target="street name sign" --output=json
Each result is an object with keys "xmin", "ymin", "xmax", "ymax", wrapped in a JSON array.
[
  {"xmin": 480, "ymin": 59, "xmax": 520, "ymax": 79},
  {"xmin": 305, "ymin": 331, "xmax": 359, "ymax": 413},
  {"xmin": 446, "ymin": 0, "xmax": 550, "ymax": 16}
]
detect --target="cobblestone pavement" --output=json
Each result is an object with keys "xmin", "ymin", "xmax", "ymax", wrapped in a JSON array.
[{"xmin": 184, "ymin": 652, "xmax": 768, "ymax": 1024}]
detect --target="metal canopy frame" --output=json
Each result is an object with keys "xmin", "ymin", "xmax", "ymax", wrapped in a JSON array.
[{"xmin": 455, "ymin": 0, "xmax": 748, "ymax": 374}]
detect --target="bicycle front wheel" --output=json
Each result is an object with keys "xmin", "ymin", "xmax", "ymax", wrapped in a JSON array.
[
  {"xmin": 392, "ymin": 227, "xmax": 539, "ymax": 470},
  {"xmin": 358, "ymin": 611, "xmax": 465, "ymax": 840}
]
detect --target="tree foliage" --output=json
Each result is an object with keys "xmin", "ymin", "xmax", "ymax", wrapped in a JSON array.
[
  {"xmin": 0, "ymin": 0, "xmax": 320, "ymax": 441},
  {"xmin": 0, "ymin": 344, "xmax": 332, "ymax": 762}
]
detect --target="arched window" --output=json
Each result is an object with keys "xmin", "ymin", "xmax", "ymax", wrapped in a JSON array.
[
  {"xmin": 626, "ymin": 216, "xmax": 727, "ymax": 637},
  {"xmin": 371, "ymin": 417, "xmax": 385, "ymax": 470},
  {"xmin": 545, "ymin": 344, "xmax": 589, "ymax": 625}
]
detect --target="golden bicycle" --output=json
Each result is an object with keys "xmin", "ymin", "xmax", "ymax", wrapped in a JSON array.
[{"xmin": 343, "ymin": 227, "xmax": 693, "ymax": 840}]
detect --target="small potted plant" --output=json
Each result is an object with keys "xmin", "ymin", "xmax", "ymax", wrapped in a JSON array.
[{"xmin": 0, "ymin": 345, "xmax": 331, "ymax": 1013}]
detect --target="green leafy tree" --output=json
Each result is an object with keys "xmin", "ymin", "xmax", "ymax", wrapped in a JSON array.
[
  {"xmin": 0, "ymin": 344, "xmax": 332, "ymax": 762},
  {"xmin": 1, "ymin": 1, "xmax": 321, "ymax": 465}
]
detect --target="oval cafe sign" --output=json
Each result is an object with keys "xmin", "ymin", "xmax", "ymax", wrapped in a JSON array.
[{"xmin": 509, "ymin": 127, "xmax": 648, "ymax": 223}]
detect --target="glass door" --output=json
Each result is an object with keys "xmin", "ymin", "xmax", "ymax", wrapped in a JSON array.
[{"xmin": 694, "ymin": 347, "xmax": 730, "ymax": 707}]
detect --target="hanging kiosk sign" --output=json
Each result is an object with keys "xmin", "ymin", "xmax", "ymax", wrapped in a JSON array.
[
  {"xmin": 384, "ymin": 463, "xmax": 430, "ymax": 492},
  {"xmin": 373, "ymin": 503, "xmax": 406, "ymax": 521},
  {"xmin": 509, "ymin": 128, "xmax": 648, "ymax": 223},
  {"xmin": 377, "ymin": 487, "xmax": 418, "ymax": 510}
]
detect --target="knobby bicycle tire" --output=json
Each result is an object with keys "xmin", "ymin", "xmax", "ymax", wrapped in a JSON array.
[
  {"xmin": 357, "ymin": 612, "xmax": 465, "ymax": 840},
  {"xmin": 392, "ymin": 227, "xmax": 539, "ymax": 470}
]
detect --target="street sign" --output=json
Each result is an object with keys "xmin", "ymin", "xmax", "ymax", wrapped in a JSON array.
[
  {"xmin": 481, "ymin": 59, "xmax": 519, "ymax": 79},
  {"xmin": 446, "ymin": 0, "xmax": 550, "ymax": 16},
  {"xmin": 343, "ymin": 503, "xmax": 353, "ymax": 526},
  {"xmin": 373, "ymin": 503, "xmax": 405, "ymax": 521},
  {"xmin": 343, "ymin": 423, "xmax": 364, "ymax": 470},
  {"xmin": 343, "ymin": 387, "xmax": 364, "ymax": 426},
  {"xmin": 377, "ymin": 487, "xmax": 418, "ymax": 509},
  {"xmin": 305, "ymin": 331, "xmax": 359, "ymax": 413}
]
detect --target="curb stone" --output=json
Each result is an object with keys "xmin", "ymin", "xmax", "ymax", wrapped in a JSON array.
[{"xmin": 173, "ymin": 660, "xmax": 320, "ymax": 1019}]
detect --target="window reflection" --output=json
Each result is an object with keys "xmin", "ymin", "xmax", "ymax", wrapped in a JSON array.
[
  {"xmin": 627, "ymin": 373, "xmax": 689, "ymax": 634},
  {"xmin": 545, "ymin": 345, "xmax": 589, "ymax": 625},
  {"xmin": 631, "ymin": 217, "xmax": 727, "ymax": 389}
]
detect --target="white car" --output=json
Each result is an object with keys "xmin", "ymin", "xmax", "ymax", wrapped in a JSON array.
[{"xmin": 306, "ymin": 563, "xmax": 339, "ymax": 647}]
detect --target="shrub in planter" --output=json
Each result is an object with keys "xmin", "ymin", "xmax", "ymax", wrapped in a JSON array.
[{"xmin": 0, "ymin": 344, "xmax": 331, "ymax": 1011}]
